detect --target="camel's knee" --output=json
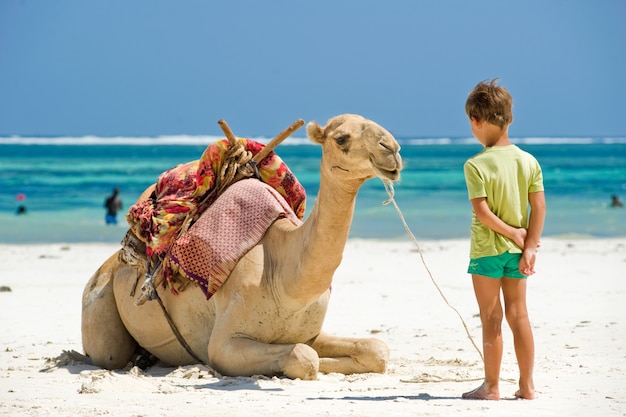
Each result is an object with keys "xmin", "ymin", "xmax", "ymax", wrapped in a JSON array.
[
  {"xmin": 82, "ymin": 303, "xmax": 136, "ymax": 369},
  {"xmin": 82, "ymin": 268, "xmax": 136, "ymax": 369},
  {"xmin": 83, "ymin": 338, "xmax": 136, "ymax": 370}
]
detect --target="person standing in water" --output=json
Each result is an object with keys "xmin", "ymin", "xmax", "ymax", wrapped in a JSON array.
[
  {"xmin": 462, "ymin": 79, "xmax": 546, "ymax": 400},
  {"xmin": 104, "ymin": 187, "xmax": 123, "ymax": 225},
  {"xmin": 16, "ymin": 193, "xmax": 27, "ymax": 215}
]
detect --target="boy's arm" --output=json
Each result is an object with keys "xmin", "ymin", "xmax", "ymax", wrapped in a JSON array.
[
  {"xmin": 470, "ymin": 197, "xmax": 527, "ymax": 249},
  {"xmin": 522, "ymin": 191, "xmax": 545, "ymax": 251},
  {"xmin": 519, "ymin": 191, "xmax": 546, "ymax": 276}
]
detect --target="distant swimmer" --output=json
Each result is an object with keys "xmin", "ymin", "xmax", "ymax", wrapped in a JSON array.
[
  {"xmin": 15, "ymin": 193, "xmax": 27, "ymax": 215},
  {"xmin": 611, "ymin": 194, "xmax": 623, "ymax": 207},
  {"xmin": 104, "ymin": 187, "xmax": 123, "ymax": 224}
]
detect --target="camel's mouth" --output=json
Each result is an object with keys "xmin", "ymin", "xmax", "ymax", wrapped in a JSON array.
[
  {"xmin": 375, "ymin": 167, "xmax": 401, "ymax": 181},
  {"xmin": 372, "ymin": 152, "xmax": 402, "ymax": 181}
]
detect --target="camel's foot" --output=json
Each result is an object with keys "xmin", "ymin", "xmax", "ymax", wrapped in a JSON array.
[
  {"xmin": 282, "ymin": 343, "xmax": 320, "ymax": 380},
  {"xmin": 314, "ymin": 335, "xmax": 389, "ymax": 375},
  {"xmin": 355, "ymin": 338, "xmax": 389, "ymax": 373}
]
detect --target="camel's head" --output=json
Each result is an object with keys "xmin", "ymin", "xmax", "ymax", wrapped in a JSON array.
[{"xmin": 306, "ymin": 114, "xmax": 402, "ymax": 183}]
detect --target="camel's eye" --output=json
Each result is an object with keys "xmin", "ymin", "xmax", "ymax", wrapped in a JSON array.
[{"xmin": 334, "ymin": 134, "xmax": 349, "ymax": 146}]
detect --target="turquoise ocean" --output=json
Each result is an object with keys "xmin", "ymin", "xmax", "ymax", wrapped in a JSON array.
[{"xmin": 1, "ymin": 135, "xmax": 625, "ymax": 244}]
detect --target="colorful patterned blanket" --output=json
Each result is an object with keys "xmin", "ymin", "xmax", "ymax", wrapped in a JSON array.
[
  {"xmin": 126, "ymin": 138, "xmax": 306, "ymax": 258},
  {"xmin": 167, "ymin": 178, "xmax": 302, "ymax": 299}
]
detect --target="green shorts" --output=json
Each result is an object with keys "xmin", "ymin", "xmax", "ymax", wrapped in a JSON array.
[{"xmin": 467, "ymin": 252, "xmax": 527, "ymax": 279}]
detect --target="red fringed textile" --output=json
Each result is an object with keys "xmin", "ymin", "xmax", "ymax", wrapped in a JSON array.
[
  {"xmin": 126, "ymin": 138, "xmax": 306, "ymax": 257},
  {"xmin": 166, "ymin": 178, "xmax": 302, "ymax": 299}
]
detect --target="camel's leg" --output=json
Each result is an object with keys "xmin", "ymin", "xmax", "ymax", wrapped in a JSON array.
[
  {"xmin": 81, "ymin": 252, "xmax": 137, "ymax": 369},
  {"xmin": 208, "ymin": 335, "xmax": 320, "ymax": 380},
  {"xmin": 311, "ymin": 332, "xmax": 389, "ymax": 375}
]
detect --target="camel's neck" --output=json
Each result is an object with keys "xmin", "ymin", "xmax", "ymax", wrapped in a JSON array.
[{"xmin": 283, "ymin": 163, "xmax": 365, "ymax": 301}]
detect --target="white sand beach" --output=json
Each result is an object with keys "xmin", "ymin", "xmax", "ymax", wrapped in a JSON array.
[{"xmin": 1, "ymin": 237, "xmax": 625, "ymax": 417}]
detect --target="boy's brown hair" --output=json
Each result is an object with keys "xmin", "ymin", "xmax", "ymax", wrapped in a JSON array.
[{"xmin": 465, "ymin": 79, "xmax": 513, "ymax": 128}]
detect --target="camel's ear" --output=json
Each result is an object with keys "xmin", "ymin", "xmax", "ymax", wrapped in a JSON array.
[{"xmin": 306, "ymin": 121, "xmax": 325, "ymax": 144}]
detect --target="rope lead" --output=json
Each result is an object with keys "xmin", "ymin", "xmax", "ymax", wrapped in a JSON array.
[{"xmin": 382, "ymin": 179, "xmax": 484, "ymax": 363}]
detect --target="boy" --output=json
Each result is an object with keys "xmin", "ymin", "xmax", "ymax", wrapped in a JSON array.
[{"xmin": 462, "ymin": 79, "xmax": 546, "ymax": 400}]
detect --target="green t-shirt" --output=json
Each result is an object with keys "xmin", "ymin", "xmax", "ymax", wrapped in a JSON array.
[{"xmin": 464, "ymin": 144, "xmax": 544, "ymax": 259}]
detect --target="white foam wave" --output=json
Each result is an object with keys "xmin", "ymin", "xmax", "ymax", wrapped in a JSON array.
[
  {"xmin": 402, "ymin": 137, "xmax": 476, "ymax": 145},
  {"xmin": 0, "ymin": 135, "xmax": 311, "ymax": 146},
  {"xmin": 402, "ymin": 136, "xmax": 626, "ymax": 145},
  {"xmin": 1, "ymin": 135, "xmax": 625, "ymax": 146},
  {"xmin": 511, "ymin": 137, "xmax": 626, "ymax": 144}
]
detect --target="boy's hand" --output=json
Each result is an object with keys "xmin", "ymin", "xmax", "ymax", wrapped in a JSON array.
[
  {"xmin": 512, "ymin": 228, "xmax": 542, "ymax": 250},
  {"xmin": 519, "ymin": 248, "xmax": 537, "ymax": 276},
  {"xmin": 512, "ymin": 228, "xmax": 527, "ymax": 250}
]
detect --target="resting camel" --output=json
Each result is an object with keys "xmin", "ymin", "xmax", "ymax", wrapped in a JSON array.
[{"xmin": 81, "ymin": 114, "xmax": 402, "ymax": 380}]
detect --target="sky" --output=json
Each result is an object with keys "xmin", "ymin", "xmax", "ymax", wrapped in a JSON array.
[{"xmin": 1, "ymin": 0, "xmax": 625, "ymax": 138}]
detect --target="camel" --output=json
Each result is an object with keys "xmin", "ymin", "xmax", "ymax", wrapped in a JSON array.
[{"xmin": 81, "ymin": 114, "xmax": 403, "ymax": 380}]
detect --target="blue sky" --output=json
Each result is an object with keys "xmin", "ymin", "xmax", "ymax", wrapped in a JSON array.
[{"xmin": 1, "ymin": 0, "xmax": 625, "ymax": 138}]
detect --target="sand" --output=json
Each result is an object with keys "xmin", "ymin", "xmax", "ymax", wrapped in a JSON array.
[{"xmin": 1, "ymin": 237, "xmax": 625, "ymax": 416}]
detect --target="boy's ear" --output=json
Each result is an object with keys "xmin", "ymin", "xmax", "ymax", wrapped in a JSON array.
[{"xmin": 470, "ymin": 117, "xmax": 482, "ymax": 129}]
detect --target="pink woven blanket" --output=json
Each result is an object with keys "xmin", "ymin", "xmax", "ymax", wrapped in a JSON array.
[
  {"xmin": 165, "ymin": 178, "xmax": 302, "ymax": 299},
  {"xmin": 126, "ymin": 138, "xmax": 306, "ymax": 257}
]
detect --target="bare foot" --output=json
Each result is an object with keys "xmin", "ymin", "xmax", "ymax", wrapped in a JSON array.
[
  {"xmin": 514, "ymin": 388, "xmax": 536, "ymax": 400},
  {"xmin": 462, "ymin": 382, "xmax": 500, "ymax": 400}
]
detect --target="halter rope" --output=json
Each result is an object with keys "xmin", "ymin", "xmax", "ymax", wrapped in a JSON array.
[{"xmin": 382, "ymin": 179, "xmax": 484, "ymax": 363}]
